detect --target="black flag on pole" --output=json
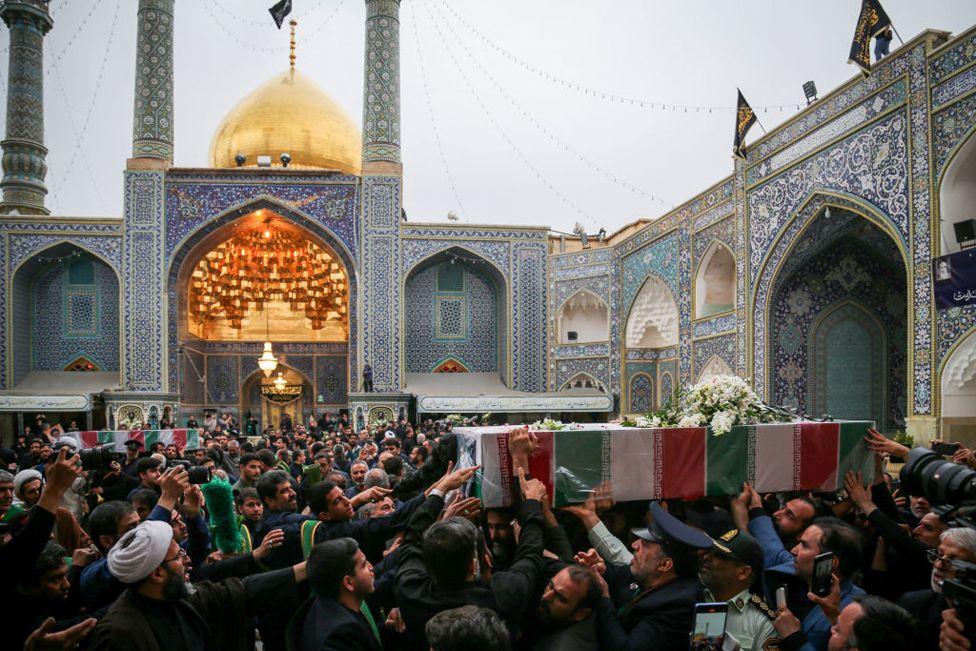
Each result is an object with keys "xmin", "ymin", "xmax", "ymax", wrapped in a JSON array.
[
  {"xmin": 733, "ymin": 90, "xmax": 757, "ymax": 160},
  {"xmin": 269, "ymin": 0, "xmax": 293, "ymax": 29},
  {"xmin": 848, "ymin": 0, "xmax": 892, "ymax": 75}
]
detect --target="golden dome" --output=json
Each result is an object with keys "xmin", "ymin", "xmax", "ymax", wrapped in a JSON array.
[{"xmin": 209, "ymin": 68, "xmax": 362, "ymax": 175}]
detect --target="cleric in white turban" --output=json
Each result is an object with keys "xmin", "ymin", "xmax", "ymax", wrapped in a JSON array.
[
  {"xmin": 89, "ymin": 519, "xmax": 309, "ymax": 650},
  {"xmin": 107, "ymin": 520, "xmax": 174, "ymax": 584},
  {"xmin": 12, "ymin": 468, "xmax": 43, "ymax": 508}
]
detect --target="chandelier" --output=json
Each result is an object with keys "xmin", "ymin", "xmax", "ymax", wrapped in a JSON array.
[
  {"xmin": 261, "ymin": 371, "xmax": 304, "ymax": 404},
  {"xmin": 188, "ymin": 218, "xmax": 348, "ymax": 331}
]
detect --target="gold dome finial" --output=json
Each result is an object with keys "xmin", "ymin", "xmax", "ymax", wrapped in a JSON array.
[{"xmin": 289, "ymin": 19, "xmax": 297, "ymax": 70}]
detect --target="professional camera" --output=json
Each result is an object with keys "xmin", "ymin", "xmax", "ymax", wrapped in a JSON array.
[
  {"xmin": 76, "ymin": 444, "xmax": 124, "ymax": 472},
  {"xmin": 187, "ymin": 466, "xmax": 213, "ymax": 485},
  {"xmin": 899, "ymin": 447, "xmax": 976, "ymax": 505}
]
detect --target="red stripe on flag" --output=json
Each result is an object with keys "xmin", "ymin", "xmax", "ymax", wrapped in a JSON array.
[
  {"xmin": 497, "ymin": 431, "xmax": 513, "ymax": 506},
  {"xmin": 527, "ymin": 431, "xmax": 554, "ymax": 505},
  {"xmin": 172, "ymin": 429, "xmax": 187, "ymax": 449},
  {"xmin": 79, "ymin": 431, "xmax": 99, "ymax": 449},
  {"xmin": 128, "ymin": 430, "xmax": 146, "ymax": 448},
  {"xmin": 660, "ymin": 427, "xmax": 706, "ymax": 500},
  {"xmin": 798, "ymin": 422, "xmax": 840, "ymax": 490}
]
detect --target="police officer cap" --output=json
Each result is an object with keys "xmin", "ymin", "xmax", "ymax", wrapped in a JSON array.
[{"xmin": 632, "ymin": 502, "xmax": 714, "ymax": 551}]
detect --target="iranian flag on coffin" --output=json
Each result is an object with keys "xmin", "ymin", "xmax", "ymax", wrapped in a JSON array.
[
  {"xmin": 77, "ymin": 429, "xmax": 201, "ymax": 453},
  {"xmin": 457, "ymin": 422, "xmax": 873, "ymax": 508}
]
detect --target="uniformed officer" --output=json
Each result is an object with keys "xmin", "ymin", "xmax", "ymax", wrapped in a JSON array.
[
  {"xmin": 586, "ymin": 502, "xmax": 715, "ymax": 651},
  {"xmin": 702, "ymin": 528, "xmax": 779, "ymax": 651}
]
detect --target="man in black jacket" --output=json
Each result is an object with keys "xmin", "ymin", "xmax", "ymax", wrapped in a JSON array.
[
  {"xmin": 291, "ymin": 537, "xmax": 381, "ymax": 651},
  {"xmin": 581, "ymin": 501, "xmax": 714, "ymax": 651},
  {"xmin": 898, "ymin": 526, "xmax": 976, "ymax": 649},
  {"xmin": 395, "ymin": 463, "xmax": 546, "ymax": 649}
]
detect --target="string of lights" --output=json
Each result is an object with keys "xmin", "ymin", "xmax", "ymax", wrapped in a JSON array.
[
  {"xmin": 50, "ymin": 0, "xmax": 119, "ymax": 214},
  {"xmin": 211, "ymin": 0, "xmax": 333, "ymax": 28},
  {"xmin": 304, "ymin": 0, "xmax": 346, "ymax": 42},
  {"xmin": 409, "ymin": 2, "xmax": 467, "ymax": 220},
  {"xmin": 199, "ymin": 1, "xmax": 283, "ymax": 54},
  {"xmin": 25, "ymin": 250, "xmax": 85, "ymax": 264},
  {"xmin": 421, "ymin": 0, "xmax": 593, "ymax": 222},
  {"xmin": 437, "ymin": 0, "xmax": 804, "ymax": 115},
  {"xmin": 50, "ymin": 0, "xmax": 122, "ymax": 211},
  {"xmin": 429, "ymin": 0, "xmax": 672, "ymax": 209},
  {"xmin": 46, "ymin": 0, "xmax": 105, "ymax": 75}
]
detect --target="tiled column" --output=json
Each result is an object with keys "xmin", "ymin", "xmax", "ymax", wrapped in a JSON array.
[
  {"xmin": 131, "ymin": 0, "xmax": 174, "ymax": 163},
  {"xmin": 0, "ymin": 0, "xmax": 53, "ymax": 214}
]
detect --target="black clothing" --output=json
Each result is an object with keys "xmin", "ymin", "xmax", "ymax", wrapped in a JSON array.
[
  {"xmin": 292, "ymin": 596, "xmax": 382, "ymax": 651},
  {"xmin": 898, "ymin": 588, "xmax": 945, "ymax": 651},
  {"xmin": 595, "ymin": 566, "xmax": 703, "ymax": 651},
  {"xmin": 87, "ymin": 567, "xmax": 299, "ymax": 651},
  {"xmin": 394, "ymin": 493, "xmax": 545, "ymax": 650}
]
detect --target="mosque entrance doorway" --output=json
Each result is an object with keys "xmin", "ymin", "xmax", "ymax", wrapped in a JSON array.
[
  {"xmin": 766, "ymin": 206, "xmax": 908, "ymax": 432},
  {"xmin": 175, "ymin": 209, "xmax": 350, "ymax": 425}
]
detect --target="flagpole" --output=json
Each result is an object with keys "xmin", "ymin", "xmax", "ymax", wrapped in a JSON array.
[
  {"xmin": 891, "ymin": 24, "xmax": 905, "ymax": 45},
  {"xmin": 754, "ymin": 114, "xmax": 768, "ymax": 134}
]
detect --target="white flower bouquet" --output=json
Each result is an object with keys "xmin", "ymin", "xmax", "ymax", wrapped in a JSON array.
[{"xmin": 624, "ymin": 374, "xmax": 796, "ymax": 436}]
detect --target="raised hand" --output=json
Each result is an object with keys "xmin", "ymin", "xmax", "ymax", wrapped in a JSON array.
[
  {"xmin": 517, "ymin": 466, "xmax": 547, "ymax": 503},
  {"xmin": 843, "ymin": 471, "xmax": 874, "ymax": 513},
  {"xmin": 443, "ymin": 496, "xmax": 482, "ymax": 522},
  {"xmin": 574, "ymin": 548, "xmax": 606, "ymax": 575},
  {"xmin": 437, "ymin": 463, "xmax": 481, "ymax": 493},
  {"xmin": 863, "ymin": 428, "xmax": 909, "ymax": 459},
  {"xmin": 24, "ymin": 616, "xmax": 97, "ymax": 651},
  {"xmin": 253, "ymin": 528, "xmax": 285, "ymax": 561}
]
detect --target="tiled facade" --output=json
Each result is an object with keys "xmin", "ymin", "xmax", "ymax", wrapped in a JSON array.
[{"xmin": 0, "ymin": 8, "xmax": 974, "ymax": 440}]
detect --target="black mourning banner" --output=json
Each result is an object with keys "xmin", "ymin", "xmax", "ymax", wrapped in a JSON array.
[
  {"xmin": 849, "ymin": 0, "xmax": 893, "ymax": 75},
  {"xmin": 269, "ymin": 0, "xmax": 293, "ymax": 29},
  {"xmin": 733, "ymin": 90, "xmax": 757, "ymax": 160}
]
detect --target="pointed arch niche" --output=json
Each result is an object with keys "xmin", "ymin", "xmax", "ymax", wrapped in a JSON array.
[
  {"xmin": 940, "ymin": 129, "xmax": 976, "ymax": 254},
  {"xmin": 698, "ymin": 355, "xmax": 733, "ymax": 383},
  {"xmin": 941, "ymin": 329, "xmax": 976, "ymax": 442},
  {"xmin": 11, "ymin": 243, "xmax": 121, "ymax": 387},
  {"xmin": 561, "ymin": 373, "xmax": 606, "ymax": 393},
  {"xmin": 558, "ymin": 290, "xmax": 609, "ymax": 344},
  {"xmin": 625, "ymin": 275, "xmax": 679, "ymax": 348},
  {"xmin": 695, "ymin": 241, "xmax": 735, "ymax": 318}
]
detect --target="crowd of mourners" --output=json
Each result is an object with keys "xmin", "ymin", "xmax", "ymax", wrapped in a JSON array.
[{"xmin": 2, "ymin": 412, "xmax": 975, "ymax": 650}]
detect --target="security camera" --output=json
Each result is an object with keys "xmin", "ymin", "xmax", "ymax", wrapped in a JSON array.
[
  {"xmin": 234, "ymin": 153, "xmax": 246, "ymax": 167},
  {"xmin": 280, "ymin": 153, "xmax": 292, "ymax": 167}
]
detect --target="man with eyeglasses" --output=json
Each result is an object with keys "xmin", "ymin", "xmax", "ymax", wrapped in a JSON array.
[
  {"xmin": 88, "ymin": 520, "xmax": 308, "ymax": 649},
  {"xmin": 898, "ymin": 527, "xmax": 976, "ymax": 649}
]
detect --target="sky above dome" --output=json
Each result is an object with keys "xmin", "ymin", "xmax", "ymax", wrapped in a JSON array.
[{"xmin": 8, "ymin": 0, "xmax": 976, "ymax": 233}]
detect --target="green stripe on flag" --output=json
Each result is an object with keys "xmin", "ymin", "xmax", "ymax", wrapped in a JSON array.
[
  {"xmin": 554, "ymin": 430, "xmax": 607, "ymax": 506},
  {"xmin": 706, "ymin": 425, "xmax": 751, "ymax": 495},
  {"xmin": 838, "ymin": 421, "xmax": 874, "ymax": 484},
  {"xmin": 145, "ymin": 431, "xmax": 161, "ymax": 447}
]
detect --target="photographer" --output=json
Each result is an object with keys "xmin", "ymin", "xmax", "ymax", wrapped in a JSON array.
[{"xmin": 898, "ymin": 527, "xmax": 976, "ymax": 649}]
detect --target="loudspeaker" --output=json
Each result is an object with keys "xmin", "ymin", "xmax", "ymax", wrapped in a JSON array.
[
  {"xmin": 567, "ymin": 331, "xmax": 578, "ymax": 341},
  {"xmin": 955, "ymin": 219, "xmax": 976, "ymax": 245}
]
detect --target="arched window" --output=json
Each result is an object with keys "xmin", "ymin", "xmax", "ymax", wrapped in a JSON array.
[
  {"xmin": 942, "ymin": 330, "xmax": 976, "ymax": 423},
  {"xmin": 561, "ymin": 373, "xmax": 605, "ymax": 392},
  {"xmin": 625, "ymin": 276, "xmax": 678, "ymax": 348},
  {"xmin": 558, "ymin": 291, "xmax": 609, "ymax": 343},
  {"xmin": 64, "ymin": 357, "xmax": 99, "ymax": 372},
  {"xmin": 695, "ymin": 241, "xmax": 735, "ymax": 318},
  {"xmin": 940, "ymin": 131, "xmax": 976, "ymax": 254}
]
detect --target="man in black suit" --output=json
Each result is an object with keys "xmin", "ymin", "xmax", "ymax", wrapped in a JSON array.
[
  {"xmin": 580, "ymin": 502, "xmax": 714, "ymax": 651},
  {"xmin": 292, "ymin": 537, "xmax": 382, "ymax": 651}
]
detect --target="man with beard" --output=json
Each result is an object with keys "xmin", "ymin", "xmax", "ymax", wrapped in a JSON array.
[
  {"xmin": 732, "ymin": 482, "xmax": 817, "ymax": 572},
  {"xmin": 485, "ymin": 508, "xmax": 517, "ymax": 571},
  {"xmin": 897, "ymin": 527, "xmax": 976, "ymax": 649},
  {"xmin": 580, "ymin": 502, "xmax": 713, "ymax": 651},
  {"xmin": 13, "ymin": 468, "xmax": 43, "ymax": 509},
  {"xmin": 11, "ymin": 541, "xmax": 84, "ymax": 648},
  {"xmin": 523, "ymin": 564, "xmax": 601, "ymax": 650},
  {"xmin": 290, "ymin": 538, "xmax": 381, "ymax": 651},
  {"xmin": 87, "ymin": 520, "xmax": 309, "ymax": 650}
]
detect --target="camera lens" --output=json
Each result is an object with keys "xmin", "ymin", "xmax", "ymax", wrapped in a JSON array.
[{"xmin": 900, "ymin": 447, "xmax": 976, "ymax": 505}]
